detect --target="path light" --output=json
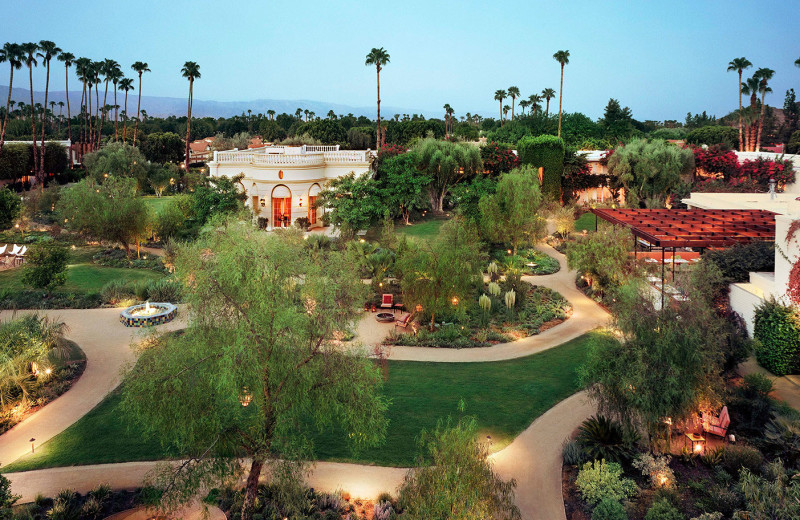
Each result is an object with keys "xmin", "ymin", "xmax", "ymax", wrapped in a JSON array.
[
  {"xmin": 239, "ymin": 387, "xmax": 253, "ymax": 407},
  {"xmin": 30, "ymin": 438, "xmax": 35, "ymax": 453},
  {"xmin": 415, "ymin": 304, "xmax": 423, "ymax": 313},
  {"xmin": 359, "ymin": 238, "xmax": 365, "ymax": 243},
  {"xmin": 507, "ymin": 249, "xmax": 512, "ymax": 255},
  {"xmin": 451, "ymin": 296, "xmax": 459, "ymax": 306},
  {"xmin": 657, "ymin": 472, "xmax": 669, "ymax": 487}
]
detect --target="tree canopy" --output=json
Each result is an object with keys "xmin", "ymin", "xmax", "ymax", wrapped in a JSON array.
[
  {"xmin": 414, "ymin": 138, "xmax": 482, "ymax": 213},
  {"xmin": 479, "ymin": 166, "xmax": 545, "ymax": 254}
]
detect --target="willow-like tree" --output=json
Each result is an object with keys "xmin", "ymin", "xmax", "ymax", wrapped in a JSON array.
[
  {"xmin": 121, "ymin": 220, "xmax": 387, "ymax": 520},
  {"xmin": 414, "ymin": 138, "xmax": 482, "ymax": 213},
  {"xmin": 365, "ymin": 47, "xmax": 390, "ymax": 148},
  {"xmin": 181, "ymin": 61, "xmax": 200, "ymax": 170},
  {"xmin": 727, "ymin": 57, "xmax": 752, "ymax": 151},
  {"xmin": 553, "ymin": 50, "xmax": 570, "ymax": 138},
  {"xmin": 479, "ymin": 166, "xmax": 545, "ymax": 255}
]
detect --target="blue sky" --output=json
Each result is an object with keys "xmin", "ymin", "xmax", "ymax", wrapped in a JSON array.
[{"xmin": 2, "ymin": 0, "xmax": 799, "ymax": 120}]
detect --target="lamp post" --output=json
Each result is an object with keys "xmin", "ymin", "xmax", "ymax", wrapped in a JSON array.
[{"xmin": 30, "ymin": 438, "xmax": 35, "ymax": 453}]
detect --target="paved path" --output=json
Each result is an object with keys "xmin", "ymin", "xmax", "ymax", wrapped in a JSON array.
[
  {"xmin": 0, "ymin": 308, "xmax": 187, "ymax": 467},
  {"xmin": 738, "ymin": 357, "xmax": 800, "ymax": 411}
]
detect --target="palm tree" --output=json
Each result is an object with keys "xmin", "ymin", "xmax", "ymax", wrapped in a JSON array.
[
  {"xmin": 727, "ymin": 57, "xmax": 752, "ymax": 151},
  {"xmin": 267, "ymin": 109, "xmax": 275, "ymax": 120},
  {"xmin": 494, "ymin": 89, "xmax": 507, "ymax": 125},
  {"xmin": 181, "ymin": 61, "xmax": 201, "ymax": 171},
  {"xmin": 741, "ymin": 75, "xmax": 761, "ymax": 151},
  {"xmin": 0, "ymin": 43, "xmax": 23, "ymax": 157},
  {"xmin": 541, "ymin": 88, "xmax": 556, "ymax": 116},
  {"xmin": 443, "ymin": 103, "xmax": 452, "ymax": 136},
  {"xmin": 110, "ymin": 68, "xmax": 123, "ymax": 141},
  {"xmin": 529, "ymin": 94, "xmax": 543, "ymax": 115},
  {"xmin": 503, "ymin": 105, "xmax": 510, "ymax": 120},
  {"xmin": 130, "ymin": 61, "xmax": 150, "ymax": 146},
  {"xmin": 519, "ymin": 99, "xmax": 530, "ymax": 116},
  {"xmin": 36, "ymin": 41, "xmax": 60, "ymax": 180},
  {"xmin": 75, "ymin": 57, "xmax": 91, "ymax": 160},
  {"xmin": 57, "ymin": 101, "xmax": 64, "ymax": 133},
  {"xmin": 56, "ymin": 52, "xmax": 74, "ymax": 154},
  {"xmin": 365, "ymin": 47, "xmax": 390, "ymax": 148},
  {"xmin": 99, "ymin": 59, "xmax": 119, "ymax": 145},
  {"xmin": 295, "ymin": 108, "xmax": 302, "ymax": 120},
  {"xmin": 507, "ymin": 86, "xmax": 520, "ymax": 120},
  {"xmin": 20, "ymin": 43, "xmax": 40, "ymax": 179},
  {"xmin": 119, "ymin": 77, "xmax": 134, "ymax": 143},
  {"xmin": 327, "ymin": 109, "xmax": 336, "ymax": 120},
  {"xmin": 754, "ymin": 67, "xmax": 775, "ymax": 152},
  {"xmin": 553, "ymin": 50, "xmax": 570, "ymax": 138}
]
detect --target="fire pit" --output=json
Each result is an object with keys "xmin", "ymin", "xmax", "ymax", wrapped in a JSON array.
[
  {"xmin": 375, "ymin": 312, "xmax": 394, "ymax": 323},
  {"xmin": 120, "ymin": 301, "xmax": 177, "ymax": 327}
]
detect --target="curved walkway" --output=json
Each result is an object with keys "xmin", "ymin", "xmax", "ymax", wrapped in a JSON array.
[{"xmin": 2, "ymin": 245, "xmax": 607, "ymax": 520}]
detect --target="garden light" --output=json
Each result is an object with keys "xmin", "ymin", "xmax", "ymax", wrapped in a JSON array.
[
  {"xmin": 507, "ymin": 249, "xmax": 512, "ymax": 255},
  {"xmin": 239, "ymin": 387, "xmax": 253, "ymax": 407},
  {"xmin": 451, "ymin": 296, "xmax": 459, "ymax": 306},
  {"xmin": 30, "ymin": 438, "xmax": 35, "ymax": 453},
  {"xmin": 415, "ymin": 304, "xmax": 423, "ymax": 312}
]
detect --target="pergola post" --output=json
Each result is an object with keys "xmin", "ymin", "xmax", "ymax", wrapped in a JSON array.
[{"xmin": 661, "ymin": 247, "xmax": 666, "ymax": 310}]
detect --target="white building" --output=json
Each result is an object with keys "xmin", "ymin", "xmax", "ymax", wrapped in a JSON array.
[{"xmin": 207, "ymin": 145, "xmax": 373, "ymax": 230}]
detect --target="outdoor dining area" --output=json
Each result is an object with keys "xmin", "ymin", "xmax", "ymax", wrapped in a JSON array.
[{"xmin": 0, "ymin": 243, "xmax": 27, "ymax": 270}]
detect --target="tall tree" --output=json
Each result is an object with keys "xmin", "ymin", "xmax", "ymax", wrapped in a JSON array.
[
  {"xmin": 727, "ymin": 57, "xmax": 752, "ymax": 151},
  {"xmin": 119, "ymin": 77, "xmax": 134, "ymax": 143},
  {"xmin": 553, "ymin": 50, "xmax": 570, "ymax": 138},
  {"xmin": 0, "ymin": 43, "xmax": 23, "ymax": 157},
  {"xmin": 130, "ymin": 61, "xmax": 150, "ymax": 147},
  {"xmin": 92, "ymin": 61, "xmax": 101, "ymax": 149},
  {"xmin": 110, "ymin": 68, "xmax": 123, "ymax": 141},
  {"xmin": 542, "ymin": 87, "xmax": 556, "ymax": 116},
  {"xmin": 415, "ymin": 137, "xmax": 482, "ymax": 212},
  {"xmin": 181, "ymin": 61, "xmax": 201, "ymax": 171},
  {"xmin": 741, "ymin": 76, "xmax": 761, "ymax": 151},
  {"xmin": 36, "ymin": 41, "xmax": 61, "ymax": 182},
  {"xmin": 755, "ymin": 67, "xmax": 775, "ymax": 152},
  {"xmin": 479, "ymin": 166, "xmax": 545, "ymax": 254},
  {"xmin": 74, "ymin": 57, "xmax": 91, "ymax": 161},
  {"xmin": 529, "ymin": 94, "xmax": 543, "ymax": 115},
  {"xmin": 99, "ymin": 59, "xmax": 118, "ymax": 147},
  {"xmin": 507, "ymin": 86, "xmax": 520, "ymax": 120},
  {"xmin": 519, "ymin": 99, "xmax": 530, "ymax": 116},
  {"xmin": 494, "ymin": 89, "xmax": 506, "ymax": 125},
  {"xmin": 365, "ymin": 47, "xmax": 390, "ymax": 148},
  {"xmin": 20, "ymin": 43, "xmax": 39, "ymax": 179},
  {"xmin": 121, "ymin": 220, "xmax": 387, "ymax": 520}
]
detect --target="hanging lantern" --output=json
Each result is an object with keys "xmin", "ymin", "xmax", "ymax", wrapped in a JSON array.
[{"xmin": 239, "ymin": 387, "xmax": 253, "ymax": 407}]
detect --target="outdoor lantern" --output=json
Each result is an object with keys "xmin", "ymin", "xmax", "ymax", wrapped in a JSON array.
[
  {"xmin": 299, "ymin": 197, "xmax": 303, "ymax": 207},
  {"xmin": 239, "ymin": 387, "xmax": 253, "ymax": 407},
  {"xmin": 415, "ymin": 304, "xmax": 423, "ymax": 313},
  {"xmin": 507, "ymin": 249, "xmax": 512, "ymax": 255},
  {"xmin": 451, "ymin": 296, "xmax": 459, "ymax": 306}
]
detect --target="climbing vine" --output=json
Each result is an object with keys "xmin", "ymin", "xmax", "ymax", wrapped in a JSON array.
[{"xmin": 786, "ymin": 220, "xmax": 800, "ymax": 305}]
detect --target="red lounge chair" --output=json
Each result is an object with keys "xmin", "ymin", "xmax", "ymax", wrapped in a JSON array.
[
  {"xmin": 394, "ymin": 312, "xmax": 412, "ymax": 329},
  {"xmin": 702, "ymin": 406, "xmax": 730, "ymax": 438},
  {"xmin": 380, "ymin": 293, "xmax": 394, "ymax": 310}
]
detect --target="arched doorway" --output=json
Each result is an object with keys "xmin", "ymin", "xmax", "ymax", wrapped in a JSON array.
[
  {"xmin": 250, "ymin": 183, "xmax": 260, "ymax": 215},
  {"xmin": 308, "ymin": 183, "xmax": 321, "ymax": 226},
  {"xmin": 271, "ymin": 185, "xmax": 292, "ymax": 228}
]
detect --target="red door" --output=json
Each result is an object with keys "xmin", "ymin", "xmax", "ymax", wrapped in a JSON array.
[{"xmin": 272, "ymin": 197, "xmax": 291, "ymax": 227}]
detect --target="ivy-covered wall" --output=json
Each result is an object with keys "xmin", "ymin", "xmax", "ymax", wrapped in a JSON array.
[
  {"xmin": 754, "ymin": 299, "xmax": 800, "ymax": 376},
  {"xmin": 517, "ymin": 134, "xmax": 565, "ymax": 199}
]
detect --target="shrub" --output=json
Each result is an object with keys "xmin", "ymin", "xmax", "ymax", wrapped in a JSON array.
[
  {"xmin": 729, "ymin": 373, "xmax": 776, "ymax": 436},
  {"xmin": 644, "ymin": 498, "xmax": 684, "ymax": 520},
  {"xmin": 703, "ymin": 241, "xmax": 774, "ymax": 283},
  {"xmin": 575, "ymin": 459, "xmax": 637, "ymax": 507},
  {"xmin": 633, "ymin": 453, "xmax": 675, "ymax": 488},
  {"xmin": 100, "ymin": 279, "xmax": 136, "ymax": 305},
  {"xmin": 690, "ymin": 514, "xmax": 723, "ymax": 520},
  {"xmin": 144, "ymin": 278, "xmax": 182, "ymax": 303},
  {"xmin": 788, "ymin": 129, "xmax": 800, "ymax": 154},
  {"xmin": 480, "ymin": 142, "xmax": 520, "ymax": 176},
  {"xmin": 592, "ymin": 497, "xmax": 628, "ymax": 520},
  {"xmin": 562, "ymin": 439, "xmax": 585, "ymax": 466},
  {"xmin": 685, "ymin": 126, "xmax": 738, "ymax": 149},
  {"xmin": 295, "ymin": 216, "xmax": 310, "ymax": 230},
  {"xmin": 21, "ymin": 244, "xmax": 69, "ymax": 292},
  {"xmin": 721, "ymin": 445, "xmax": 763, "ymax": 475},
  {"xmin": 577, "ymin": 415, "xmax": 633, "ymax": 463},
  {"xmin": 0, "ymin": 187, "xmax": 21, "ymax": 231},
  {"xmin": 517, "ymin": 134, "xmax": 565, "ymax": 199},
  {"xmin": 753, "ymin": 299, "xmax": 800, "ymax": 376}
]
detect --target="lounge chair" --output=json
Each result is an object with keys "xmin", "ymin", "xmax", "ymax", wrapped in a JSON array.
[
  {"xmin": 380, "ymin": 293, "xmax": 394, "ymax": 311},
  {"xmin": 9, "ymin": 244, "xmax": 21, "ymax": 256},
  {"xmin": 702, "ymin": 406, "xmax": 730, "ymax": 438},
  {"xmin": 394, "ymin": 312, "xmax": 412, "ymax": 329},
  {"xmin": 0, "ymin": 245, "xmax": 6, "ymax": 255},
  {"xmin": 18, "ymin": 246, "xmax": 26, "ymax": 256}
]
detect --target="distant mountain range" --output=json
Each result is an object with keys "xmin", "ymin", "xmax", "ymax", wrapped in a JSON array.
[{"xmin": 0, "ymin": 85, "xmax": 426, "ymax": 119}]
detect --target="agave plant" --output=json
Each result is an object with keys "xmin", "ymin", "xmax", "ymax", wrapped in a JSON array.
[
  {"xmin": 576, "ymin": 415, "xmax": 633, "ymax": 463},
  {"xmin": 764, "ymin": 413, "xmax": 800, "ymax": 467}
]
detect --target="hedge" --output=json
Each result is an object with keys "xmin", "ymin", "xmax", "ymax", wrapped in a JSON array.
[
  {"xmin": 685, "ymin": 126, "xmax": 738, "ymax": 149},
  {"xmin": 704, "ymin": 241, "xmax": 775, "ymax": 283},
  {"xmin": 0, "ymin": 142, "xmax": 68, "ymax": 181},
  {"xmin": 753, "ymin": 299, "xmax": 800, "ymax": 376},
  {"xmin": 517, "ymin": 134, "xmax": 565, "ymax": 199}
]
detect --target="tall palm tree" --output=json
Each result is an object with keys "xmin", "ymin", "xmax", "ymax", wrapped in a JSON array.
[
  {"xmin": 0, "ymin": 43, "xmax": 23, "ymax": 157},
  {"xmin": 36, "ymin": 40, "xmax": 61, "ymax": 180},
  {"xmin": 754, "ymin": 67, "xmax": 775, "ymax": 152},
  {"xmin": 181, "ymin": 61, "xmax": 201, "ymax": 171},
  {"xmin": 365, "ymin": 47, "xmax": 390, "ymax": 148},
  {"xmin": 529, "ymin": 94, "xmax": 543, "ymax": 115},
  {"xmin": 91, "ymin": 61, "xmax": 101, "ymax": 149},
  {"xmin": 507, "ymin": 86, "xmax": 520, "ymax": 120},
  {"xmin": 303, "ymin": 109, "xmax": 309, "ymax": 122},
  {"xmin": 443, "ymin": 103, "xmax": 452, "ymax": 136},
  {"xmin": 503, "ymin": 105, "xmax": 510, "ymax": 120},
  {"xmin": 57, "ymin": 101, "xmax": 64, "ymax": 134},
  {"xmin": 130, "ymin": 61, "xmax": 150, "ymax": 147},
  {"xmin": 110, "ymin": 68, "xmax": 123, "ymax": 141},
  {"xmin": 519, "ymin": 99, "xmax": 530, "ymax": 116},
  {"xmin": 20, "ymin": 43, "xmax": 40, "ymax": 179},
  {"xmin": 119, "ymin": 77, "xmax": 134, "ymax": 143},
  {"xmin": 327, "ymin": 109, "xmax": 336, "ymax": 120},
  {"xmin": 74, "ymin": 57, "xmax": 91, "ymax": 160},
  {"xmin": 541, "ymin": 88, "xmax": 556, "ymax": 116},
  {"xmin": 295, "ymin": 107, "xmax": 302, "ymax": 120},
  {"xmin": 741, "ymin": 76, "xmax": 761, "ymax": 151},
  {"xmin": 494, "ymin": 89, "xmax": 507, "ymax": 125},
  {"xmin": 553, "ymin": 50, "xmax": 570, "ymax": 138},
  {"xmin": 727, "ymin": 57, "xmax": 752, "ymax": 151},
  {"xmin": 99, "ymin": 59, "xmax": 119, "ymax": 146},
  {"xmin": 267, "ymin": 109, "xmax": 275, "ymax": 120}
]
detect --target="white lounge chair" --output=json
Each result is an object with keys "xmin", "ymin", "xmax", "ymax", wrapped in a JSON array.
[
  {"xmin": 0, "ymin": 245, "xmax": 6, "ymax": 255},
  {"xmin": 18, "ymin": 246, "xmax": 27, "ymax": 256},
  {"xmin": 9, "ymin": 244, "xmax": 21, "ymax": 256}
]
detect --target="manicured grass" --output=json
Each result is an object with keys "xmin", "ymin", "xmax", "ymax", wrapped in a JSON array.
[
  {"xmin": 4, "ymin": 332, "xmax": 600, "ymax": 472},
  {"xmin": 142, "ymin": 196, "xmax": 175, "ymax": 215},
  {"xmin": 394, "ymin": 218, "xmax": 449, "ymax": 242},
  {"xmin": 574, "ymin": 212, "xmax": 597, "ymax": 232}
]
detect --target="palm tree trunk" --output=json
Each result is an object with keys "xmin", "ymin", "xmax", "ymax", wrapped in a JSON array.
[
  {"xmin": 65, "ymin": 67, "xmax": 72, "ymax": 164},
  {"xmin": 499, "ymin": 100, "xmax": 503, "ymax": 126},
  {"xmin": 113, "ymin": 86, "xmax": 119, "ymax": 141},
  {"xmin": 87, "ymin": 83, "xmax": 93, "ymax": 154},
  {"xmin": 511, "ymin": 97, "xmax": 515, "ymax": 121},
  {"xmin": 184, "ymin": 79, "xmax": 193, "ymax": 171},
  {"xmin": 546, "ymin": 98, "xmax": 550, "ymax": 116},
  {"xmin": 756, "ymin": 90, "xmax": 766, "ymax": 152},
  {"xmin": 737, "ymin": 71, "xmax": 743, "ymax": 151},
  {"xmin": 100, "ymin": 80, "xmax": 109, "ymax": 148},
  {"xmin": 94, "ymin": 82, "xmax": 100, "ymax": 149},
  {"xmin": 557, "ymin": 64, "xmax": 564, "ymax": 139},
  {"xmin": 39, "ymin": 60, "xmax": 52, "ymax": 184},
  {"xmin": 0, "ymin": 68, "xmax": 14, "ymax": 157},
  {"xmin": 123, "ymin": 90, "xmax": 129, "ymax": 144},
  {"xmin": 28, "ymin": 63, "xmax": 39, "ymax": 183},
  {"xmin": 376, "ymin": 66, "xmax": 381, "ymax": 148},
  {"xmin": 134, "ymin": 73, "xmax": 142, "ymax": 146}
]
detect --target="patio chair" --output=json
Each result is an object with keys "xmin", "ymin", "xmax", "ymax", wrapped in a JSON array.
[
  {"xmin": 9, "ymin": 244, "xmax": 21, "ymax": 256},
  {"xmin": 380, "ymin": 293, "xmax": 394, "ymax": 311},
  {"xmin": 0, "ymin": 245, "xmax": 6, "ymax": 255},
  {"xmin": 394, "ymin": 312, "xmax": 412, "ymax": 329},
  {"xmin": 702, "ymin": 406, "xmax": 730, "ymax": 438}
]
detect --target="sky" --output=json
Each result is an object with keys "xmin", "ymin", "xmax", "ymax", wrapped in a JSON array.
[{"xmin": 2, "ymin": 0, "xmax": 799, "ymax": 121}]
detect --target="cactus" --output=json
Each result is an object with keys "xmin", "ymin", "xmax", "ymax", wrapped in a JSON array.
[{"xmin": 488, "ymin": 281, "xmax": 501, "ymax": 297}]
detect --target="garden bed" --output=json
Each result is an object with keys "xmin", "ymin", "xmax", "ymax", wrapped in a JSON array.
[{"xmin": 490, "ymin": 247, "xmax": 561, "ymax": 275}]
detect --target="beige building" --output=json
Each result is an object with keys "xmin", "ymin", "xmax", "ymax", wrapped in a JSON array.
[{"xmin": 207, "ymin": 145, "xmax": 373, "ymax": 230}]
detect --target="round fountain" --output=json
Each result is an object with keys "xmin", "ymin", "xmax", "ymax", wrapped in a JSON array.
[{"xmin": 120, "ymin": 301, "xmax": 178, "ymax": 327}]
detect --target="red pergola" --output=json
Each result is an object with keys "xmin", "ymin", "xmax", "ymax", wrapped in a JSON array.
[{"xmin": 590, "ymin": 208, "xmax": 776, "ymax": 248}]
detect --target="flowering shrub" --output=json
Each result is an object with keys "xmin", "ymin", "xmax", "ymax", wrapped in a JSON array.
[
  {"xmin": 481, "ymin": 142, "xmax": 520, "ymax": 176},
  {"xmin": 737, "ymin": 157, "xmax": 795, "ymax": 186},
  {"xmin": 575, "ymin": 459, "xmax": 637, "ymax": 506},
  {"xmin": 633, "ymin": 453, "xmax": 675, "ymax": 488},
  {"xmin": 693, "ymin": 177, "xmax": 761, "ymax": 193},
  {"xmin": 377, "ymin": 143, "xmax": 407, "ymax": 162},
  {"xmin": 691, "ymin": 145, "xmax": 740, "ymax": 180}
]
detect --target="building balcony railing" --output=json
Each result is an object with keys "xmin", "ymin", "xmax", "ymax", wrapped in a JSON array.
[{"xmin": 212, "ymin": 147, "xmax": 370, "ymax": 166}]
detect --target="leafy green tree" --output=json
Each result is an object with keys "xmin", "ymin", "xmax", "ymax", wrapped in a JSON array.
[
  {"xmin": 414, "ymin": 138, "xmax": 482, "ymax": 213},
  {"xmin": 155, "ymin": 193, "xmax": 194, "ymax": 240},
  {"xmin": 450, "ymin": 175, "xmax": 497, "ymax": 225},
  {"xmin": 565, "ymin": 225, "xmax": 632, "ymax": 296},
  {"xmin": 397, "ymin": 218, "xmax": 483, "ymax": 330},
  {"xmin": 685, "ymin": 126, "xmax": 738, "ymax": 149},
  {"xmin": 479, "ymin": 166, "xmax": 545, "ymax": 254},
  {"xmin": 141, "ymin": 132, "xmax": 184, "ymax": 164},
  {"xmin": 57, "ymin": 176, "xmax": 150, "ymax": 255},
  {"xmin": 376, "ymin": 153, "xmax": 430, "ymax": 224},
  {"xmin": 398, "ymin": 414, "xmax": 520, "ymax": 520},
  {"xmin": 599, "ymin": 99, "xmax": 636, "ymax": 141},
  {"xmin": 606, "ymin": 139, "xmax": 694, "ymax": 206},
  {"xmin": 517, "ymin": 134, "xmax": 565, "ymax": 200},
  {"xmin": 316, "ymin": 171, "xmax": 383, "ymax": 237},
  {"xmin": 191, "ymin": 173, "xmax": 246, "ymax": 226},
  {"xmin": 83, "ymin": 142, "xmax": 149, "ymax": 189},
  {"xmin": 21, "ymin": 244, "xmax": 69, "ymax": 293},
  {"xmin": 121, "ymin": 219, "xmax": 387, "ymax": 520},
  {"xmin": 0, "ymin": 186, "xmax": 21, "ymax": 230},
  {"xmin": 294, "ymin": 119, "xmax": 346, "ymax": 144},
  {"xmin": 0, "ymin": 471, "xmax": 20, "ymax": 514}
]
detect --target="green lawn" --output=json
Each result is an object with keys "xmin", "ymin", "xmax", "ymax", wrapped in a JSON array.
[
  {"xmin": 574, "ymin": 212, "xmax": 597, "ymax": 232},
  {"xmin": 142, "ymin": 196, "xmax": 175, "ymax": 215},
  {"xmin": 4, "ymin": 332, "xmax": 600, "ymax": 472},
  {"xmin": 0, "ymin": 247, "xmax": 164, "ymax": 294},
  {"xmin": 394, "ymin": 218, "xmax": 449, "ymax": 242}
]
